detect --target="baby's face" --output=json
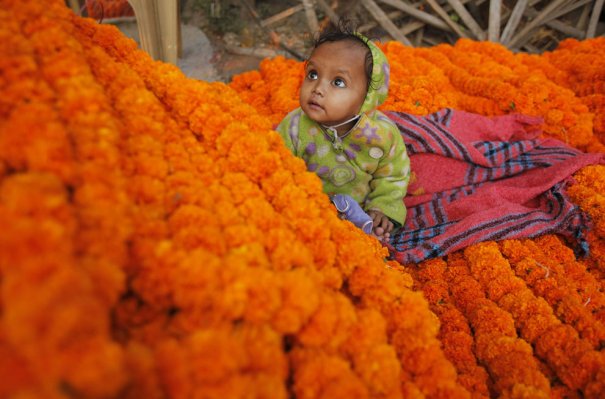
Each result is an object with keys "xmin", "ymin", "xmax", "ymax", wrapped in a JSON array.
[{"xmin": 300, "ymin": 41, "xmax": 368, "ymax": 133}]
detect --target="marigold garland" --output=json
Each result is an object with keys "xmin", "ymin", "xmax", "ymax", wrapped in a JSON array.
[
  {"xmin": 500, "ymin": 237, "xmax": 605, "ymax": 348},
  {"xmin": 443, "ymin": 251, "xmax": 551, "ymax": 398},
  {"xmin": 2, "ymin": 1, "xmax": 605, "ymax": 398},
  {"xmin": 411, "ymin": 259, "xmax": 491, "ymax": 398}
]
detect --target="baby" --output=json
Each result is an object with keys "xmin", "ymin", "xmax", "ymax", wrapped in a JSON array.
[{"xmin": 277, "ymin": 22, "xmax": 410, "ymax": 241}]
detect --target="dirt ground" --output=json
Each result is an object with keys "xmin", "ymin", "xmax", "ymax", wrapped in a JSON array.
[{"xmin": 178, "ymin": 0, "xmax": 317, "ymax": 82}]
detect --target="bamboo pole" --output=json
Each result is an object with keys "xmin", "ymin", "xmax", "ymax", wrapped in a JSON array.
[
  {"xmin": 518, "ymin": 0, "xmax": 593, "ymax": 26},
  {"xmin": 359, "ymin": 14, "xmax": 425, "ymax": 37},
  {"xmin": 576, "ymin": 2, "xmax": 592, "ymax": 30},
  {"xmin": 301, "ymin": 0, "xmax": 319, "ymax": 35},
  {"xmin": 414, "ymin": 26, "xmax": 424, "ymax": 46},
  {"xmin": 403, "ymin": 21, "xmax": 425, "ymax": 36},
  {"xmin": 425, "ymin": 0, "xmax": 469, "ymax": 38},
  {"xmin": 586, "ymin": 0, "xmax": 605, "ymax": 38},
  {"xmin": 488, "ymin": 0, "xmax": 501, "ymax": 42},
  {"xmin": 261, "ymin": 5, "xmax": 304, "ymax": 27},
  {"xmin": 127, "ymin": 0, "xmax": 162, "ymax": 60},
  {"xmin": 517, "ymin": 0, "xmax": 593, "ymax": 40},
  {"xmin": 315, "ymin": 0, "xmax": 340, "ymax": 24},
  {"xmin": 507, "ymin": 0, "xmax": 568, "ymax": 48},
  {"xmin": 522, "ymin": 43, "xmax": 541, "ymax": 53},
  {"xmin": 500, "ymin": 0, "xmax": 527, "ymax": 45},
  {"xmin": 358, "ymin": 11, "xmax": 404, "ymax": 33},
  {"xmin": 549, "ymin": 0, "xmax": 593, "ymax": 22},
  {"xmin": 360, "ymin": 0, "xmax": 413, "ymax": 45},
  {"xmin": 378, "ymin": 0, "xmax": 452, "ymax": 32},
  {"xmin": 157, "ymin": 0, "xmax": 179, "ymax": 64},
  {"xmin": 335, "ymin": 0, "xmax": 362, "ymax": 16},
  {"xmin": 444, "ymin": 0, "xmax": 486, "ymax": 40},
  {"xmin": 546, "ymin": 19, "xmax": 584, "ymax": 38},
  {"xmin": 519, "ymin": 0, "xmax": 593, "ymax": 40},
  {"xmin": 225, "ymin": 44, "xmax": 283, "ymax": 58}
]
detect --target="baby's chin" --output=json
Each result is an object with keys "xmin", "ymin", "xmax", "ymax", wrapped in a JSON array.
[{"xmin": 302, "ymin": 105, "xmax": 325, "ymax": 122}]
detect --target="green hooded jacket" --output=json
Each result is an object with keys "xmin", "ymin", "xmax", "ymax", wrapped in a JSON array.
[{"xmin": 276, "ymin": 35, "xmax": 410, "ymax": 224}]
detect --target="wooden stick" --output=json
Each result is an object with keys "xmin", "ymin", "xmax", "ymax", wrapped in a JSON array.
[
  {"xmin": 301, "ymin": 0, "xmax": 320, "ymax": 35},
  {"xmin": 128, "ymin": 0, "xmax": 162, "ymax": 60},
  {"xmin": 381, "ymin": 0, "xmax": 443, "ymax": 28},
  {"xmin": 507, "ymin": 0, "xmax": 568, "ymax": 48},
  {"xmin": 524, "ymin": 0, "xmax": 592, "ymax": 23},
  {"xmin": 360, "ymin": 16, "xmax": 424, "ymax": 37},
  {"xmin": 422, "ymin": 36, "xmax": 440, "ymax": 46},
  {"xmin": 576, "ymin": 2, "xmax": 592, "ymax": 30},
  {"xmin": 403, "ymin": 20, "xmax": 425, "ymax": 36},
  {"xmin": 335, "ymin": 0, "xmax": 362, "ymax": 16},
  {"xmin": 465, "ymin": 1, "xmax": 484, "ymax": 26},
  {"xmin": 414, "ymin": 26, "xmax": 424, "ymax": 47},
  {"xmin": 503, "ymin": 0, "xmax": 587, "ymax": 27},
  {"xmin": 586, "ymin": 0, "xmax": 605, "ymax": 38},
  {"xmin": 315, "ymin": 0, "xmax": 340, "ymax": 24},
  {"xmin": 546, "ymin": 19, "xmax": 584, "ymax": 38},
  {"xmin": 225, "ymin": 43, "xmax": 284, "ymax": 58},
  {"xmin": 522, "ymin": 43, "xmax": 541, "ymax": 53},
  {"xmin": 500, "ymin": 0, "xmax": 527, "ymax": 45},
  {"xmin": 358, "ymin": 11, "xmax": 404, "ymax": 32},
  {"xmin": 488, "ymin": 0, "xmax": 501, "ymax": 42},
  {"xmin": 158, "ymin": 0, "xmax": 179, "ymax": 64},
  {"xmin": 518, "ymin": 0, "xmax": 593, "ymax": 40},
  {"xmin": 378, "ymin": 0, "xmax": 452, "ymax": 32},
  {"xmin": 444, "ymin": 0, "xmax": 486, "ymax": 40},
  {"xmin": 360, "ymin": 0, "xmax": 413, "ymax": 45},
  {"xmin": 425, "ymin": 0, "xmax": 469, "ymax": 38},
  {"xmin": 538, "ymin": 32, "xmax": 559, "ymax": 52},
  {"xmin": 178, "ymin": 0, "xmax": 183, "ymax": 59},
  {"xmin": 261, "ymin": 5, "xmax": 304, "ymax": 27},
  {"xmin": 550, "ymin": 0, "xmax": 593, "ymax": 21}
]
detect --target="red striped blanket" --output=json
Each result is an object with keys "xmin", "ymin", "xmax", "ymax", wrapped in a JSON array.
[{"xmin": 386, "ymin": 109, "xmax": 605, "ymax": 264}]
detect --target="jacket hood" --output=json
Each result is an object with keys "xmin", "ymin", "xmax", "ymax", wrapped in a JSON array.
[{"xmin": 356, "ymin": 33, "xmax": 390, "ymax": 114}]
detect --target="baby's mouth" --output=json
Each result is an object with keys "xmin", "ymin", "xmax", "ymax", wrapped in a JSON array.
[{"xmin": 308, "ymin": 100, "xmax": 323, "ymax": 110}]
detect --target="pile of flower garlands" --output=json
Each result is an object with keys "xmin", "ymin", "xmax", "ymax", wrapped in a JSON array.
[{"xmin": 1, "ymin": 1, "xmax": 604, "ymax": 398}]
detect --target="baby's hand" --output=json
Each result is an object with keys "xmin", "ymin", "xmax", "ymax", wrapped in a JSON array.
[{"xmin": 368, "ymin": 210, "xmax": 394, "ymax": 242}]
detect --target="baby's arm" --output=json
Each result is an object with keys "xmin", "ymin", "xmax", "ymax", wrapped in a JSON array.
[{"xmin": 365, "ymin": 123, "xmax": 411, "ymax": 238}]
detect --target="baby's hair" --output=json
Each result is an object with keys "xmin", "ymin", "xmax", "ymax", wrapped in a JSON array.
[{"xmin": 312, "ymin": 19, "xmax": 376, "ymax": 91}]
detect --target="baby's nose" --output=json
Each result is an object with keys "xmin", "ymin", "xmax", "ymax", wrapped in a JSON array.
[{"xmin": 312, "ymin": 80, "xmax": 326, "ymax": 95}]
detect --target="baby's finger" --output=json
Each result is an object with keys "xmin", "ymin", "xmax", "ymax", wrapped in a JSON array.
[
  {"xmin": 371, "ymin": 213, "xmax": 382, "ymax": 225},
  {"xmin": 378, "ymin": 215, "xmax": 390, "ymax": 230},
  {"xmin": 384, "ymin": 220, "xmax": 394, "ymax": 233}
]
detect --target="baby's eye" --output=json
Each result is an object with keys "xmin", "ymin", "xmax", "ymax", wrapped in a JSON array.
[
  {"xmin": 333, "ymin": 78, "xmax": 346, "ymax": 88},
  {"xmin": 307, "ymin": 70, "xmax": 318, "ymax": 80}
]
